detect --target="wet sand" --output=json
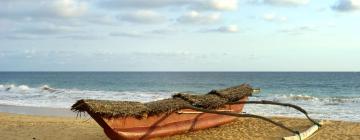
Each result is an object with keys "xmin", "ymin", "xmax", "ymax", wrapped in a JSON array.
[{"xmin": 0, "ymin": 112, "xmax": 359, "ymax": 140}]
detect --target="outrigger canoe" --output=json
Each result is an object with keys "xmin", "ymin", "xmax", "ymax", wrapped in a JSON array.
[{"xmin": 72, "ymin": 84, "xmax": 322, "ymax": 140}]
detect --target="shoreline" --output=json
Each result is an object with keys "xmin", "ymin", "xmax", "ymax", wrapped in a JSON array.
[
  {"xmin": 0, "ymin": 111, "xmax": 360, "ymax": 140},
  {"xmin": 0, "ymin": 104, "xmax": 76, "ymax": 117}
]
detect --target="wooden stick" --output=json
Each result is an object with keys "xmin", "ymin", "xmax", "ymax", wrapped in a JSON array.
[
  {"xmin": 177, "ymin": 110, "xmax": 234, "ymax": 114},
  {"xmin": 283, "ymin": 120, "xmax": 324, "ymax": 140},
  {"xmin": 185, "ymin": 105, "xmax": 299, "ymax": 134},
  {"xmin": 228, "ymin": 100, "xmax": 321, "ymax": 127}
]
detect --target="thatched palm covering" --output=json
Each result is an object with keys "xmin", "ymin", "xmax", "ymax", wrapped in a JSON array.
[{"xmin": 71, "ymin": 84, "xmax": 253, "ymax": 118}]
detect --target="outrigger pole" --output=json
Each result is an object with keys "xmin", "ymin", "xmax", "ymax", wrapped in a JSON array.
[{"xmin": 183, "ymin": 100, "xmax": 323, "ymax": 140}]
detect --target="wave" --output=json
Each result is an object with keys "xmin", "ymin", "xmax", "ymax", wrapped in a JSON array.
[
  {"xmin": 255, "ymin": 94, "xmax": 360, "ymax": 105},
  {"xmin": 1, "ymin": 84, "xmax": 360, "ymax": 121},
  {"xmin": 0, "ymin": 84, "xmax": 57, "ymax": 93},
  {"xmin": 246, "ymin": 94, "xmax": 360, "ymax": 122},
  {"xmin": 0, "ymin": 84, "xmax": 174, "ymax": 108},
  {"xmin": 1, "ymin": 84, "xmax": 359, "ymax": 106},
  {"xmin": 287, "ymin": 94, "xmax": 317, "ymax": 101}
]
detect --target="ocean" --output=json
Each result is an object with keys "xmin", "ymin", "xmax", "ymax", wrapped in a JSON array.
[{"xmin": 0, "ymin": 72, "xmax": 359, "ymax": 121}]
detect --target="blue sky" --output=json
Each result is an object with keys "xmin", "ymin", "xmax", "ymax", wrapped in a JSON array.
[{"xmin": 0, "ymin": 0, "xmax": 359, "ymax": 71}]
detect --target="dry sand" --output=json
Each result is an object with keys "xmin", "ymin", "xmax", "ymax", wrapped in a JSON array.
[{"xmin": 0, "ymin": 112, "xmax": 359, "ymax": 140}]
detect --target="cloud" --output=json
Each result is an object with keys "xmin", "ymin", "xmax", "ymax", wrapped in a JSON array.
[
  {"xmin": 54, "ymin": 0, "xmax": 88, "ymax": 18},
  {"xmin": 195, "ymin": 0, "xmax": 238, "ymax": 11},
  {"xmin": 279, "ymin": 25, "xmax": 317, "ymax": 35},
  {"xmin": 98, "ymin": 0, "xmax": 190, "ymax": 9},
  {"xmin": 332, "ymin": 0, "xmax": 360, "ymax": 12},
  {"xmin": 0, "ymin": 0, "xmax": 88, "ymax": 19},
  {"xmin": 109, "ymin": 31, "xmax": 145, "ymax": 38},
  {"xmin": 0, "ymin": 0, "xmax": 239, "ymax": 40},
  {"xmin": 0, "ymin": 20, "xmax": 106, "ymax": 40},
  {"xmin": 119, "ymin": 10, "xmax": 166, "ymax": 24},
  {"xmin": 209, "ymin": 0, "xmax": 238, "ymax": 10},
  {"xmin": 85, "ymin": 15, "xmax": 119, "ymax": 25},
  {"xmin": 98, "ymin": 0, "xmax": 238, "ymax": 11},
  {"xmin": 150, "ymin": 28, "xmax": 180, "ymax": 34},
  {"xmin": 0, "ymin": 34, "xmax": 41, "ymax": 40},
  {"xmin": 57, "ymin": 35, "xmax": 103, "ymax": 40},
  {"xmin": 14, "ymin": 24, "xmax": 77, "ymax": 35},
  {"xmin": 204, "ymin": 25, "xmax": 239, "ymax": 33},
  {"xmin": 262, "ymin": 13, "xmax": 288, "ymax": 22},
  {"xmin": 216, "ymin": 25, "xmax": 239, "ymax": 33},
  {"xmin": 251, "ymin": 0, "xmax": 309, "ymax": 6},
  {"xmin": 177, "ymin": 11, "xmax": 221, "ymax": 24}
]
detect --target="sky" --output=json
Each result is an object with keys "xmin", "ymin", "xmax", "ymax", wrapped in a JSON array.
[{"xmin": 0, "ymin": 0, "xmax": 359, "ymax": 71}]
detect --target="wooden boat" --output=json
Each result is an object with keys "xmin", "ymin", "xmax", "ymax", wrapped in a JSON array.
[
  {"xmin": 72, "ymin": 84, "xmax": 322, "ymax": 140},
  {"xmin": 72, "ymin": 84, "xmax": 253, "ymax": 140},
  {"xmin": 91, "ymin": 96, "xmax": 247, "ymax": 140}
]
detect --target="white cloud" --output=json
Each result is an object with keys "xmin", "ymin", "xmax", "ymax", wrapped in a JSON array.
[
  {"xmin": 109, "ymin": 31, "xmax": 145, "ymax": 38},
  {"xmin": 14, "ymin": 23, "xmax": 77, "ymax": 35},
  {"xmin": 0, "ymin": 34, "xmax": 40, "ymax": 40},
  {"xmin": 98, "ymin": 0, "xmax": 191, "ymax": 9},
  {"xmin": 202, "ymin": 25, "xmax": 239, "ymax": 33},
  {"xmin": 279, "ymin": 25, "xmax": 317, "ymax": 35},
  {"xmin": 99, "ymin": 0, "xmax": 238, "ymax": 11},
  {"xmin": 262, "ymin": 13, "xmax": 287, "ymax": 22},
  {"xmin": 119, "ymin": 10, "xmax": 166, "ymax": 24},
  {"xmin": 58, "ymin": 34, "xmax": 103, "ymax": 40},
  {"xmin": 0, "ymin": 0, "xmax": 238, "ymax": 40},
  {"xmin": 252, "ymin": 0, "xmax": 309, "ymax": 6},
  {"xmin": 86, "ymin": 15, "xmax": 119, "ymax": 25},
  {"xmin": 177, "ymin": 11, "xmax": 221, "ymax": 24},
  {"xmin": 0, "ymin": 0, "xmax": 88, "ymax": 19},
  {"xmin": 54, "ymin": 0, "xmax": 88, "ymax": 18},
  {"xmin": 332, "ymin": 0, "xmax": 360, "ymax": 12},
  {"xmin": 150, "ymin": 28, "xmax": 180, "ymax": 34},
  {"xmin": 217, "ymin": 25, "xmax": 239, "ymax": 33},
  {"xmin": 263, "ymin": 13, "xmax": 276, "ymax": 20},
  {"xmin": 0, "ymin": 21, "xmax": 83, "ymax": 39},
  {"xmin": 206, "ymin": 0, "xmax": 238, "ymax": 11}
]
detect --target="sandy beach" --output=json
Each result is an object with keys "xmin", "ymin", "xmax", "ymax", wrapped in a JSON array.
[{"xmin": 1, "ymin": 112, "xmax": 359, "ymax": 140}]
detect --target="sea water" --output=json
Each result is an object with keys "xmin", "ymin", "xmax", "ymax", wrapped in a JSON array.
[{"xmin": 0, "ymin": 72, "xmax": 359, "ymax": 121}]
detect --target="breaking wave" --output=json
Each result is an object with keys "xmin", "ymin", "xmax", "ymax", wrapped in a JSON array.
[
  {"xmin": 245, "ymin": 94, "xmax": 360, "ymax": 122},
  {"xmin": 1, "ymin": 84, "xmax": 360, "ymax": 121},
  {"xmin": 0, "ymin": 84, "xmax": 173, "ymax": 108},
  {"xmin": 251, "ymin": 94, "xmax": 360, "ymax": 105}
]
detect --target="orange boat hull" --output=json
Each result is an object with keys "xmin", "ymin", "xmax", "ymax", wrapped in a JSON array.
[{"xmin": 89, "ymin": 96, "xmax": 248, "ymax": 140}]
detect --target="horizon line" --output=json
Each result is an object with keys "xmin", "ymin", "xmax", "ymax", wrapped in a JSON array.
[{"xmin": 0, "ymin": 71, "xmax": 359, "ymax": 73}]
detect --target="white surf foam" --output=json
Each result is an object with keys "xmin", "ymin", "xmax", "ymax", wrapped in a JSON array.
[
  {"xmin": 1, "ymin": 84, "xmax": 359, "ymax": 121},
  {"xmin": 244, "ymin": 94, "xmax": 360, "ymax": 122},
  {"xmin": 0, "ymin": 84, "xmax": 173, "ymax": 108}
]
